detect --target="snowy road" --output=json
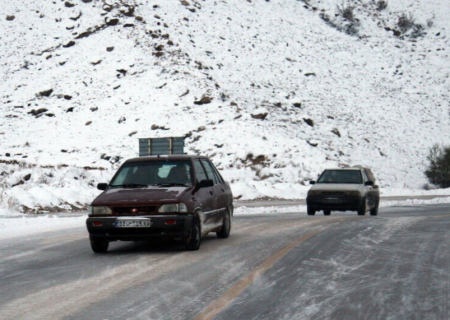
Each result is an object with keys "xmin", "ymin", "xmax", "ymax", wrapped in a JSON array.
[{"xmin": 0, "ymin": 205, "xmax": 449, "ymax": 320}]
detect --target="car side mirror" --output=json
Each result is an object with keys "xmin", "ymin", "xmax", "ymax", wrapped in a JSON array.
[
  {"xmin": 310, "ymin": 181, "xmax": 316, "ymax": 185},
  {"xmin": 197, "ymin": 179, "xmax": 214, "ymax": 189},
  {"xmin": 365, "ymin": 181, "xmax": 374, "ymax": 186},
  {"xmin": 97, "ymin": 183, "xmax": 108, "ymax": 191}
]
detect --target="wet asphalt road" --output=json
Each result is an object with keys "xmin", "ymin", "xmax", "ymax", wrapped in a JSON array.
[{"xmin": 0, "ymin": 204, "xmax": 449, "ymax": 320}]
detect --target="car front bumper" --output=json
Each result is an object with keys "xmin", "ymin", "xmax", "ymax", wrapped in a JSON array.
[
  {"xmin": 86, "ymin": 214, "xmax": 194, "ymax": 241},
  {"xmin": 306, "ymin": 196, "xmax": 364, "ymax": 211}
]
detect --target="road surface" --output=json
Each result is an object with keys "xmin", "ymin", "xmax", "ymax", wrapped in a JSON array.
[
  {"xmin": 0, "ymin": 204, "xmax": 449, "ymax": 320},
  {"xmin": 235, "ymin": 195, "xmax": 450, "ymax": 207}
]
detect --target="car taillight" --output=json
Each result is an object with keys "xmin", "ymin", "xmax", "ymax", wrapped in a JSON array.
[
  {"xmin": 165, "ymin": 220, "xmax": 177, "ymax": 225},
  {"xmin": 92, "ymin": 222, "xmax": 103, "ymax": 227}
]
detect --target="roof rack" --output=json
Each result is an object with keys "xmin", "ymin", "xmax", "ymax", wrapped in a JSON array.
[{"xmin": 139, "ymin": 137, "xmax": 185, "ymax": 156}]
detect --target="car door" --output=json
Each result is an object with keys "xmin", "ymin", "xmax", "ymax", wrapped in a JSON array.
[
  {"xmin": 200, "ymin": 160, "xmax": 223, "ymax": 227},
  {"xmin": 193, "ymin": 159, "xmax": 217, "ymax": 231},
  {"xmin": 210, "ymin": 161, "xmax": 232, "ymax": 214}
]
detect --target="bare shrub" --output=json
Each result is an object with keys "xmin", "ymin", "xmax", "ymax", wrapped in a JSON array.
[
  {"xmin": 320, "ymin": 12, "xmax": 331, "ymax": 23},
  {"xmin": 337, "ymin": 3, "xmax": 355, "ymax": 21},
  {"xmin": 397, "ymin": 13, "xmax": 415, "ymax": 33},
  {"xmin": 344, "ymin": 22, "xmax": 360, "ymax": 35},
  {"xmin": 410, "ymin": 24, "xmax": 425, "ymax": 38},
  {"xmin": 320, "ymin": 5, "xmax": 360, "ymax": 36},
  {"xmin": 425, "ymin": 144, "xmax": 450, "ymax": 188},
  {"xmin": 376, "ymin": 0, "xmax": 388, "ymax": 11},
  {"xmin": 320, "ymin": 13, "xmax": 341, "ymax": 30},
  {"xmin": 396, "ymin": 13, "xmax": 425, "ymax": 38}
]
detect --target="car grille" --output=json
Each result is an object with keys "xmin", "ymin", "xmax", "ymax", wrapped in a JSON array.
[
  {"xmin": 112, "ymin": 206, "xmax": 157, "ymax": 215},
  {"xmin": 321, "ymin": 192, "xmax": 345, "ymax": 196}
]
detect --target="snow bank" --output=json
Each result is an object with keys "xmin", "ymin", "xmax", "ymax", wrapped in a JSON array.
[
  {"xmin": 234, "ymin": 197, "xmax": 450, "ymax": 215},
  {"xmin": 381, "ymin": 196, "xmax": 450, "ymax": 207},
  {"xmin": 0, "ymin": 162, "xmax": 110, "ymax": 213},
  {"xmin": 0, "ymin": 214, "xmax": 86, "ymax": 241}
]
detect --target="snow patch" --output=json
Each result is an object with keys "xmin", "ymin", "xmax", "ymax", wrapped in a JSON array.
[{"xmin": 0, "ymin": 215, "xmax": 86, "ymax": 241}]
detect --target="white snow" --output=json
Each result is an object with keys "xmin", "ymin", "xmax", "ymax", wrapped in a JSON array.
[
  {"xmin": 1, "ymin": 0, "xmax": 449, "ymax": 214},
  {"xmin": 0, "ymin": 162, "xmax": 110, "ymax": 213},
  {"xmin": 0, "ymin": 214, "xmax": 86, "ymax": 240},
  {"xmin": 381, "ymin": 196, "xmax": 450, "ymax": 207},
  {"xmin": 234, "ymin": 196, "xmax": 450, "ymax": 215}
]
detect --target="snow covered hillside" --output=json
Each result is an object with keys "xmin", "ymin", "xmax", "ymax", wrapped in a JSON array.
[{"xmin": 1, "ymin": 0, "xmax": 449, "ymax": 213}]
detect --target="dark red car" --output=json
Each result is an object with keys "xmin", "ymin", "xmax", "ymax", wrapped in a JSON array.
[{"xmin": 86, "ymin": 155, "xmax": 233, "ymax": 252}]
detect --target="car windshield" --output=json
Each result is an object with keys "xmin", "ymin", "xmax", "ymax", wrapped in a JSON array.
[
  {"xmin": 317, "ymin": 170, "xmax": 362, "ymax": 184},
  {"xmin": 110, "ymin": 160, "xmax": 193, "ymax": 187}
]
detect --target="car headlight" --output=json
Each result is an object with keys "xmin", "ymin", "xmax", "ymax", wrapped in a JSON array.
[
  {"xmin": 158, "ymin": 203, "xmax": 188, "ymax": 213},
  {"xmin": 308, "ymin": 190, "xmax": 321, "ymax": 196},
  {"xmin": 346, "ymin": 191, "xmax": 361, "ymax": 197},
  {"xmin": 91, "ymin": 206, "xmax": 112, "ymax": 215}
]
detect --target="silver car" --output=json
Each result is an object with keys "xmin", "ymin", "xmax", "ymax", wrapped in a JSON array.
[{"xmin": 306, "ymin": 167, "xmax": 380, "ymax": 216}]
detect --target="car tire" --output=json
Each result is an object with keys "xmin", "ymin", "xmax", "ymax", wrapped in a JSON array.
[
  {"xmin": 370, "ymin": 204, "xmax": 379, "ymax": 216},
  {"xmin": 217, "ymin": 210, "xmax": 231, "ymax": 239},
  {"xmin": 185, "ymin": 218, "xmax": 201, "ymax": 251},
  {"xmin": 90, "ymin": 239, "xmax": 109, "ymax": 253},
  {"xmin": 358, "ymin": 199, "xmax": 367, "ymax": 216},
  {"xmin": 307, "ymin": 207, "xmax": 316, "ymax": 216},
  {"xmin": 324, "ymin": 210, "xmax": 331, "ymax": 216}
]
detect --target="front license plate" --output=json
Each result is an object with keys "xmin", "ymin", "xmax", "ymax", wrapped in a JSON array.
[
  {"xmin": 323, "ymin": 198, "xmax": 342, "ymax": 203},
  {"xmin": 115, "ymin": 220, "xmax": 152, "ymax": 228}
]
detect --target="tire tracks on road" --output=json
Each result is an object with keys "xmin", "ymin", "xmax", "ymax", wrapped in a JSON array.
[{"xmin": 0, "ymin": 217, "xmax": 354, "ymax": 320}]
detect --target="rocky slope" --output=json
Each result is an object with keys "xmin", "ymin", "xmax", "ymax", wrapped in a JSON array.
[{"xmin": 1, "ymin": 0, "xmax": 449, "ymax": 212}]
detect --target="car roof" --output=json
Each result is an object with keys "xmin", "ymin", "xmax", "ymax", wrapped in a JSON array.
[{"xmin": 124, "ymin": 155, "xmax": 209, "ymax": 163}]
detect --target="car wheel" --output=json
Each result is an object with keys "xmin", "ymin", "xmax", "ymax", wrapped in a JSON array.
[
  {"xmin": 307, "ymin": 207, "xmax": 316, "ymax": 216},
  {"xmin": 370, "ymin": 205, "xmax": 379, "ymax": 216},
  {"xmin": 185, "ymin": 218, "xmax": 201, "ymax": 251},
  {"xmin": 358, "ymin": 199, "xmax": 366, "ymax": 216},
  {"xmin": 217, "ymin": 210, "xmax": 231, "ymax": 239},
  {"xmin": 324, "ymin": 210, "xmax": 331, "ymax": 216},
  {"xmin": 90, "ymin": 239, "xmax": 109, "ymax": 253}
]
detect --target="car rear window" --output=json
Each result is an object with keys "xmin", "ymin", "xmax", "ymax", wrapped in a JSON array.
[
  {"xmin": 110, "ymin": 161, "xmax": 193, "ymax": 187},
  {"xmin": 317, "ymin": 170, "xmax": 362, "ymax": 184}
]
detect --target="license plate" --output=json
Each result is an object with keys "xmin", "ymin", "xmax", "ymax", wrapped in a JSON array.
[
  {"xmin": 115, "ymin": 220, "xmax": 152, "ymax": 228},
  {"xmin": 323, "ymin": 198, "xmax": 342, "ymax": 203}
]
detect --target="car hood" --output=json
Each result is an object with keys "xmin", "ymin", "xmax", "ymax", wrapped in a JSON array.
[
  {"xmin": 310, "ymin": 183, "xmax": 363, "ymax": 192},
  {"xmin": 91, "ymin": 186, "xmax": 191, "ymax": 206}
]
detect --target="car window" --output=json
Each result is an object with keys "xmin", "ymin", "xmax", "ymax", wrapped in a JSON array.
[
  {"xmin": 317, "ymin": 170, "xmax": 362, "ymax": 184},
  {"xmin": 211, "ymin": 163, "xmax": 224, "ymax": 184},
  {"xmin": 201, "ymin": 160, "xmax": 219, "ymax": 185},
  {"xmin": 365, "ymin": 169, "xmax": 376, "ymax": 182},
  {"xmin": 111, "ymin": 167, "xmax": 132, "ymax": 185},
  {"xmin": 110, "ymin": 161, "xmax": 192, "ymax": 186},
  {"xmin": 361, "ymin": 170, "xmax": 368, "ymax": 182},
  {"xmin": 194, "ymin": 160, "xmax": 208, "ymax": 183}
]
